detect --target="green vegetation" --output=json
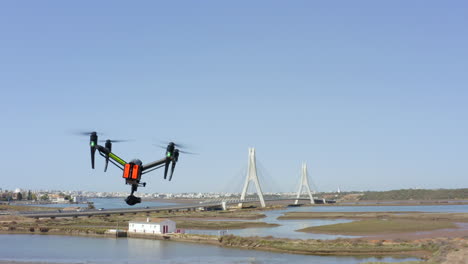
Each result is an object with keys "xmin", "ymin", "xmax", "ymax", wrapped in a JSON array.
[
  {"xmin": 0, "ymin": 204, "xmax": 57, "ymax": 212},
  {"xmin": 359, "ymin": 188, "xmax": 468, "ymax": 201},
  {"xmin": 219, "ymin": 235, "xmax": 429, "ymax": 256},
  {"xmin": 0, "ymin": 209, "xmax": 270, "ymax": 235},
  {"xmin": 3, "ymin": 207, "xmax": 466, "ymax": 261},
  {"xmin": 297, "ymin": 219, "xmax": 456, "ymax": 235},
  {"xmin": 278, "ymin": 211, "xmax": 468, "ymax": 222},
  {"xmin": 175, "ymin": 220, "xmax": 278, "ymax": 229},
  {"xmin": 153, "ymin": 210, "xmax": 266, "ymax": 219},
  {"xmin": 362, "ymin": 261, "xmax": 428, "ymax": 264}
]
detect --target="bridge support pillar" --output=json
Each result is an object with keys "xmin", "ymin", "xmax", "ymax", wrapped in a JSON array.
[
  {"xmin": 238, "ymin": 148, "xmax": 266, "ymax": 208},
  {"xmin": 295, "ymin": 162, "xmax": 315, "ymax": 205}
]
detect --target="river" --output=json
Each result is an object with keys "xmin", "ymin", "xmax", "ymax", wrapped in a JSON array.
[
  {"xmin": 36, "ymin": 198, "xmax": 178, "ymax": 209},
  {"xmin": 186, "ymin": 204, "xmax": 468, "ymax": 239},
  {"xmin": 35, "ymin": 199, "xmax": 468, "ymax": 240},
  {"xmin": 4, "ymin": 201, "xmax": 461, "ymax": 263},
  {"xmin": 0, "ymin": 234, "xmax": 419, "ymax": 264}
]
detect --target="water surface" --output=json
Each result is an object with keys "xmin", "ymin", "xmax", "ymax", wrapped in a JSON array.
[
  {"xmin": 0, "ymin": 234, "xmax": 420, "ymax": 264},
  {"xmin": 186, "ymin": 204, "xmax": 468, "ymax": 239},
  {"xmin": 36, "ymin": 198, "xmax": 177, "ymax": 209}
]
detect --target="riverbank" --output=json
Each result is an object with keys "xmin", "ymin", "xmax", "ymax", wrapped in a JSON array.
[
  {"xmin": 278, "ymin": 211, "xmax": 468, "ymax": 222},
  {"xmin": 0, "ymin": 229, "xmax": 432, "ymax": 259},
  {"xmin": 2, "ymin": 202, "xmax": 468, "ymax": 263},
  {"xmin": 3, "ymin": 227, "xmax": 467, "ymax": 263},
  {"xmin": 0, "ymin": 212, "xmax": 434, "ymax": 259},
  {"xmin": 280, "ymin": 211, "xmax": 468, "ymax": 240},
  {"xmin": 297, "ymin": 219, "xmax": 457, "ymax": 235}
]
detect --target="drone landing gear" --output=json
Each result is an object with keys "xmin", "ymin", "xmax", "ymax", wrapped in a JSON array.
[{"xmin": 125, "ymin": 184, "xmax": 142, "ymax": 206}]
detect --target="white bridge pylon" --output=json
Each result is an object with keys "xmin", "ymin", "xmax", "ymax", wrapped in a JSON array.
[
  {"xmin": 238, "ymin": 148, "xmax": 266, "ymax": 208},
  {"xmin": 295, "ymin": 162, "xmax": 315, "ymax": 205}
]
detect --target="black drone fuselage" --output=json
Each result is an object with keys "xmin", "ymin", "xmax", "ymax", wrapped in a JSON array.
[{"xmin": 87, "ymin": 133, "xmax": 179, "ymax": 206}]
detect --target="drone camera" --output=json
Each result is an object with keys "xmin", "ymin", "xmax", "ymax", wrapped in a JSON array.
[{"xmin": 125, "ymin": 195, "xmax": 141, "ymax": 206}]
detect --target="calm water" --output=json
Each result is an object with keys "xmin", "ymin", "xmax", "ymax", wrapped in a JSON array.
[
  {"xmin": 38, "ymin": 200, "xmax": 468, "ymax": 239},
  {"xmin": 4, "ymin": 202, "xmax": 463, "ymax": 263},
  {"xmin": 187, "ymin": 210, "xmax": 358, "ymax": 240},
  {"xmin": 0, "ymin": 234, "xmax": 419, "ymax": 264},
  {"xmin": 37, "ymin": 198, "xmax": 178, "ymax": 209},
  {"xmin": 186, "ymin": 204, "xmax": 468, "ymax": 239}
]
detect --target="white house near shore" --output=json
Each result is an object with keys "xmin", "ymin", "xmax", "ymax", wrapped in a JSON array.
[{"xmin": 128, "ymin": 218, "xmax": 177, "ymax": 234}]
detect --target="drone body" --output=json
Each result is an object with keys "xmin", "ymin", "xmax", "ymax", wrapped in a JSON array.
[{"xmin": 84, "ymin": 132, "xmax": 181, "ymax": 206}]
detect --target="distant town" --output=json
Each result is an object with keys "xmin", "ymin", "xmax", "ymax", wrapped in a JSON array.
[
  {"xmin": 2, "ymin": 187, "xmax": 467, "ymax": 204},
  {"xmin": 0, "ymin": 188, "xmax": 313, "ymax": 203}
]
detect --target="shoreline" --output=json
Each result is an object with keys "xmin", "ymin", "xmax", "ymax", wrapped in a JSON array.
[
  {"xmin": 2, "ymin": 201, "xmax": 467, "ymax": 263},
  {"xmin": 0, "ymin": 230, "xmax": 431, "ymax": 259}
]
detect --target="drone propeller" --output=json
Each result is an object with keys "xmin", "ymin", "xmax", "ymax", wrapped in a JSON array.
[
  {"xmin": 159, "ymin": 141, "xmax": 188, "ymax": 149},
  {"xmin": 70, "ymin": 130, "xmax": 103, "ymax": 169},
  {"xmin": 71, "ymin": 130, "xmax": 103, "ymax": 136},
  {"xmin": 160, "ymin": 142, "xmax": 176, "ymax": 180},
  {"xmin": 88, "ymin": 132, "xmax": 98, "ymax": 169},
  {"xmin": 99, "ymin": 139, "xmax": 131, "ymax": 143},
  {"xmin": 154, "ymin": 143, "xmax": 197, "ymax": 154},
  {"xmin": 101, "ymin": 139, "xmax": 131, "ymax": 172},
  {"xmin": 168, "ymin": 149, "xmax": 180, "ymax": 181},
  {"xmin": 156, "ymin": 142, "xmax": 196, "ymax": 181},
  {"xmin": 178, "ymin": 150, "xmax": 198, "ymax": 155}
]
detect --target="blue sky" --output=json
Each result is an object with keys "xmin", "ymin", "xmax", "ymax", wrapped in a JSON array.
[{"xmin": 1, "ymin": 1, "xmax": 467, "ymax": 194}]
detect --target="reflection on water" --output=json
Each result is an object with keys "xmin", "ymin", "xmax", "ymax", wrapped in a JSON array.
[{"xmin": 0, "ymin": 234, "xmax": 419, "ymax": 264}]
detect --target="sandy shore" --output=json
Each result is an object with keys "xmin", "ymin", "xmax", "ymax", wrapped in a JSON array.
[{"xmin": 364, "ymin": 223, "xmax": 468, "ymax": 240}]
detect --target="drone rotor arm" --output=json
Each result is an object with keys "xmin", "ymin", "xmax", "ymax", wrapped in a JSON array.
[
  {"xmin": 141, "ymin": 157, "xmax": 168, "ymax": 172},
  {"xmin": 141, "ymin": 164, "xmax": 165, "ymax": 175},
  {"xmin": 97, "ymin": 151, "xmax": 125, "ymax": 170}
]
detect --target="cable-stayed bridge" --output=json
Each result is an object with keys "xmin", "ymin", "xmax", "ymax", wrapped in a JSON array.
[{"xmin": 200, "ymin": 148, "xmax": 330, "ymax": 208}]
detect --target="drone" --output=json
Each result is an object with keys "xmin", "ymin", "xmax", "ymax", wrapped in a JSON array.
[{"xmin": 79, "ymin": 131, "xmax": 187, "ymax": 206}]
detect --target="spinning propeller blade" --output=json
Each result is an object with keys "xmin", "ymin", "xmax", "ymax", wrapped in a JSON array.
[
  {"xmin": 157, "ymin": 142, "xmax": 194, "ymax": 180},
  {"xmin": 70, "ymin": 130, "xmax": 101, "ymax": 169},
  {"xmin": 99, "ymin": 139, "xmax": 131, "ymax": 143},
  {"xmin": 102, "ymin": 139, "xmax": 130, "ymax": 172}
]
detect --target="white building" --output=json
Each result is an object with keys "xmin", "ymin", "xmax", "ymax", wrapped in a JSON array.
[
  {"xmin": 73, "ymin": 196, "xmax": 87, "ymax": 203},
  {"xmin": 128, "ymin": 218, "xmax": 176, "ymax": 234}
]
